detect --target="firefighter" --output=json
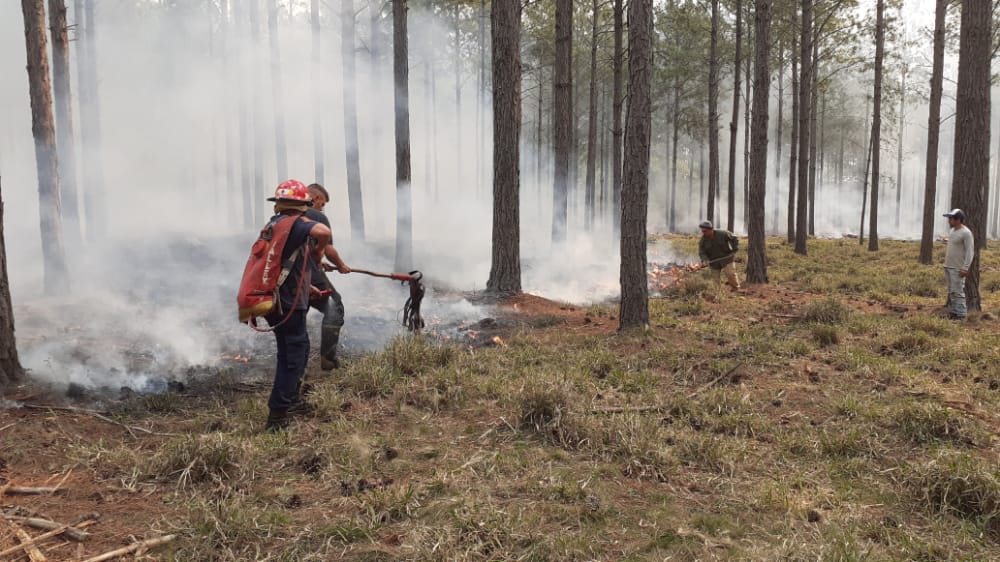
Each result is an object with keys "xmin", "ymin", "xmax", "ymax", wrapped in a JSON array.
[
  {"xmin": 305, "ymin": 183, "xmax": 351, "ymax": 370},
  {"xmin": 263, "ymin": 180, "xmax": 331, "ymax": 432},
  {"xmin": 698, "ymin": 220, "xmax": 741, "ymax": 291}
]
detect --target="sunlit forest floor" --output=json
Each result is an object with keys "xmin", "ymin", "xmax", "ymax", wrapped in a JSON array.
[{"xmin": 3, "ymin": 236, "xmax": 1000, "ymax": 561}]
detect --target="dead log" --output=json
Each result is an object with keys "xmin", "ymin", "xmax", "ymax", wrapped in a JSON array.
[
  {"xmin": 79, "ymin": 534, "xmax": 176, "ymax": 562},
  {"xmin": 5, "ymin": 486, "xmax": 65, "ymax": 495},
  {"xmin": 0, "ymin": 526, "xmax": 73, "ymax": 560},
  {"xmin": 1, "ymin": 516, "xmax": 89, "ymax": 541}
]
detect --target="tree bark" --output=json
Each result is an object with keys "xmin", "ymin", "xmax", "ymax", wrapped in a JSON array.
[
  {"xmin": 860, "ymin": 94, "xmax": 872, "ymax": 244},
  {"xmin": 807, "ymin": 40, "xmax": 818, "ymax": 237},
  {"xmin": 343, "ymin": 0, "xmax": 366, "ymax": 240},
  {"xmin": 249, "ymin": 0, "xmax": 266, "ymax": 222},
  {"xmin": 0, "ymin": 178, "xmax": 23, "ymax": 388},
  {"xmin": 267, "ymin": 0, "xmax": 288, "ymax": 181},
  {"xmin": 919, "ymin": 0, "xmax": 948, "ymax": 265},
  {"xmin": 552, "ymin": 0, "xmax": 573, "ymax": 245},
  {"xmin": 584, "ymin": 0, "xmax": 600, "ymax": 231},
  {"xmin": 77, "ymin": 0, "xmax": 106, "ymax": 241},
  {"xmin": 310, "ymin": 0, "xmax": 324, "ymax": 185},
  {"xmin": 22, "ymin": 0, "xmax": 70, "ymax": 296},
  {"xmin": 707, "ymin": 0, "xmax": 720, "ymax": 224},
  {"xmin": 221, "ymin": 0, "xmax": 238, "ymax": 227},
  {"xmin": 47, "ymin": 0, "xmax": 80, "ymax": 243},
  {"xmin": 233, "ymin": 0, "xmax": 253, "ymax": 227},
  {"xmin": 478, "ymin": 0, "xmax": 488, "ymax": 197},
  {"xmin": 868, "ymin": 0, "xmax": 885, "ymax": 252},
  {"xmin": 895, "ymin": 64, "xmax": 906, "ymax": 229},
  {"xmin": 950, "ymin": 0, "xmax": 990, "ymax": 311},
  {"xmin": 393, "ymin": 0, "xmax": 413, "ymax": 271},
  {"xmin": 486, "ymin": 0, "xmax": 521, "ymax": 294},
  {"xmin": 743, "ymin": 12, "xmax": 753, "ymax": 229},
  {"xmin": 670, "ymin": 77, "xmax": 680, "ymax": 233},
  {"xmin": 772, "ymin": 43, "xmax": 783, "ymax": 233},
  {"xmin": 746, "ymin": 0, "xmax": 772, "ymax": 284},
  {"xmin": 787, "ymin": 38, "xmax": 798, "ymax": 243},
  {"xmin": 612, "ymin": 0, "xmax": 624, "ymax": 238},
  {"xmin": 794, "ymin": 0, "xmax": 811, "ymax": 255},
  {"xmin": 454, "ymin": 3, "xmax": 463, "ymax": 187},
  {"xmin": 619, "ymin": 0, "xmax": 652, "ymax": 331},
  {"xmin": 726, "ymin": 0, "xmax": 742, "ymax": 232}
]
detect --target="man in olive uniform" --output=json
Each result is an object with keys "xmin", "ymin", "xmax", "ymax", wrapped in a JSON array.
[{"xmin": 698, "ymin": 220, "xmax": 740, "ymax": 291}]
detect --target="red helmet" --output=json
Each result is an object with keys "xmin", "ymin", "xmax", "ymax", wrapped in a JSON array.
[{"xmin": 267, "ymin": 179, "xmax": 312, "ymax": 204}]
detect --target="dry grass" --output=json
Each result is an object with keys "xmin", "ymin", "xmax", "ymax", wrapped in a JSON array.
[{"xmin": 54, "ymin": 237, "xmax": 1000, "ymax": 561}]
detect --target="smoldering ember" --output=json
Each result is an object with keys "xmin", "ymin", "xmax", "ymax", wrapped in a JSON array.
[{"xmin": 1, "ymin": 0, "xmax": 999, "ymax": 560}]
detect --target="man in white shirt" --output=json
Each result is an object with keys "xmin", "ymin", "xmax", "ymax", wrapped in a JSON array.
[{"xmin": 942, "ymin": 208, "xmax": 974, "ymax": 320}]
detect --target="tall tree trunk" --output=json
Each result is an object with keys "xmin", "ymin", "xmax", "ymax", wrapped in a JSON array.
[
  {"xmin": 22, "ymin": 0, "xmax": 70, "ymax": 295},
  {"xmin": 819, "ymin": 91, "xmax": 827, "ymax": 196},
  {"xmin": 454, "ymin": 4, "xmax": 463, "ymax": 187},
  {"xmin": 478, "ymin": 0, "xmax": 488, "ymax": 197},
  {"xmin": 787, "ymin": 38, "xmax": 798, "ymax": 243},
  {"xmin": 393, "ymin": 0, "xmax": 413, "ymax": 271},
  {"xmin": 746, "ymin": 0, "xmax": 772, "ymax": 284},
  {"xmin": 868, "ymin": 0, "xmax": 885, "ymax": 252},
  {"xmin": 310, "ymin": 0, "xmax": 324, "ymax": 184},
  {"xmin": 0, "ymin": 178, "xmax": 23, "ymax": 388},
  {"xmin": 430, "ymin": 30, "xmax": 440, "ymax": 203},
  {"xmin": 612, "ymin": 0, "xmax": 624, "ymax": 238},
  {"xmin": 743, "ymin": 12, "xmax": 753, "ymax": 229},
  {"xmin": 343, "ymin": 0, "xmax": 366, "ymax": 240},
  {"xmin": 895, "ymin": 64, "xmax": 906, "ymax": 229},
  {"xmin": 795, "ymin": 0, "xmax": 811, "ymax": 255},
  {"xmin": 487, "ymin": 0, "xmax": 521, "ymax": 294},
  {"xmin": 600, "ymin": 82, "xmax": 609, "ymax": 221},
  {"xmin": 267, "ymin": 0, "xmax": 288, "ymax": 181},
  {"xmin": 221, "ymin": 0, "xmax": 237, "ymax": 226},
  {"xmin": 950, "ymin": 0, "xmax": 990, "ymax": 311},
  {"xmin": 536, "ymin": 65, "xmax": 544, "ymax": 210},
  {"xmin": 249, "ymin": 0, "xmax": 266, "ymax": 221},
  {"xmin": 234, "ymin": 0, "xmax": 253, "ymax": 227},
  {"xmin": 47, "ymin": 0, "xmax": 80, "ymax": 243},
  {"xmin": 807, "ymin": 41, "xmax": 818, "ymax": 237},
  {"xmin": 707, "ymin": 0, "xmax": 720, "ymax": 223},
  {"xmin": 552, "ymin": 0, "xmax": 573, "ymax": 245},
  {"xmin": 78, "ymin": 0, "xmax": 106, "ymax": 241},
  {"xmin": 726, "ymin": 0, "xmax": 742, "ymax": 232},
  {"xmin": 860, "ymin": 94, "xmax": 872, "ymax": 244},
  {"xmin": 584, "ymin": 0, "xmax": 600, "ymax": 231},
  {"xmin": 619, "ymin": 0, "xmax": 652, "ymax": 331},
  {"xmin": 774, "ymin": 40, "xmax": 783, "ymax": 232},
  {"xmin": 670, "ymin": 78, "xmax": 680, "ymax": 232}
]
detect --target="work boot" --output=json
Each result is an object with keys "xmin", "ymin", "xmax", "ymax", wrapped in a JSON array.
[
  {"xmin": 320, "ymin": 356, "xmax": 340, "ymax": 371},
  {"xmin": 264, "ymin": 408, "xmax": 290, "ymax": 433},
  {"xmin": 287, "ymin": 398, "xmax": 317, "ymax": 418}
]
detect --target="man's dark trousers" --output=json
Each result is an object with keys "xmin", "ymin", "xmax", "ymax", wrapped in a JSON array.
[
  {"xmin": 313, "ymin": 281, "xmax": 345, "ymax": 364},
  {"xmin": 267, "ymin": 309, "xmax": 309, "ymax": 410}
]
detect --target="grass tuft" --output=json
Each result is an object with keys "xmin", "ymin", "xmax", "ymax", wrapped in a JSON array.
[{"xmin": 800, "ymin": 297, "xmax": 852, "ymax": 324}]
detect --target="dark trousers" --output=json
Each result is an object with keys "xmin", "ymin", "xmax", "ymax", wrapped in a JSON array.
[
  {"xmin": 267, "ymin": 309, "xmax": 309, "ymax": 410},
  {"xmin": 312, "ymin": 287, "xmax": 345, "ymax": 361}
]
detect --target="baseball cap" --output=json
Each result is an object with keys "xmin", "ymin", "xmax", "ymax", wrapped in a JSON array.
[
  {"xmin": 699, "ymin": 220, "xmax": 714, "ymax": 229},
  {"xmin": 942, "ymin": 208, "xmax": 966, "ymax": 221}
]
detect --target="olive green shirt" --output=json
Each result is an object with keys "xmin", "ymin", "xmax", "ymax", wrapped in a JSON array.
[{"xmin": 699, "ymin": 230, "xmax": 739, "ymax": 269}]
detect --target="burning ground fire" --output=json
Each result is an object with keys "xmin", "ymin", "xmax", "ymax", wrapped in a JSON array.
[
  {"xmin": 647, "ymin": 262, "xmax": 704, "ymax": 295},
  {"xmin": 220, "ymin": 353, "xmax": 251, "ymax": 363}
]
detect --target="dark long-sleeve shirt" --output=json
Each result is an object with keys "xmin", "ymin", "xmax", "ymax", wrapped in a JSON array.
[{"xmin": 699, "ymin": 230, "xmax": 739, "ymax": 269}]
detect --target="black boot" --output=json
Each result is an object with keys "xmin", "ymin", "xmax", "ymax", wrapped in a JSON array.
[
  {"xmin": 287, "ymin": 398, "xmax": 317, "ymax": 417},
  {"xmin": 265, "ymin": 408, "xmax": 290, "ymax": 433}
]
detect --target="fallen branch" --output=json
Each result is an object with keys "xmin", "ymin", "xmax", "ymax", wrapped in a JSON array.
[
  {"xmin": 2, "ymin": 516, "xmax": 90, "ymax": 541},
  {"xmin": 687, "ymin": 364, "xmax": 743, "ymax": 399},
  {"xmin": 21, "ymin": 404, "xmax": 178, "ymax": 437},
  {"xmin": 12, "ymin": 525, "xmax": 48, "ymax": 562},
  {"xmin": 0, "ymin": 523, "xmax": 66, "ymax": 561},
  {"xmin": 21, "ymin": 404, "xmax": 109, "ymax": 415},
  {"xmin": 5, "ymin": 487, "xmax": 65, "ymax": 495},
  {"xmin": 79, "ymin": 534, "xmax": 176, "ymax": 562}
]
